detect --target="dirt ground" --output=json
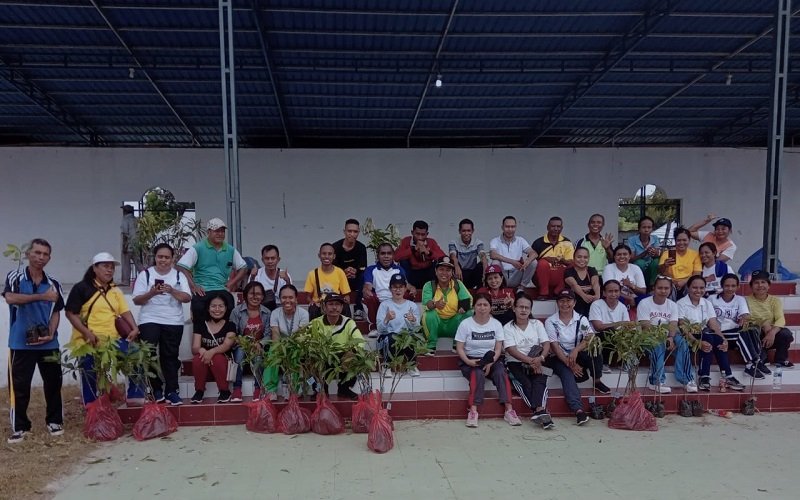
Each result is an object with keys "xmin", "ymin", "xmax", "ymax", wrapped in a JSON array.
[{"xmin": 0, "ymin": 385, "xmax": 97, "ymax": 499}]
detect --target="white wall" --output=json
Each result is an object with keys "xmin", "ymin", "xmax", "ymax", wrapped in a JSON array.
[
  {"xmin": 2, "ymin": 146, "xmax": 799, "ymax": 387},
  {"xmin": 1, "ymin": 146, "xmax": 797, "ymax": 284}
]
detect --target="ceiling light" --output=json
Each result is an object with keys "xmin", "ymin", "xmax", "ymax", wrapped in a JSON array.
[
  {"xmin": 725, "ymin": 73, "xmax": 732, "ymax": 86},
  {"xmin": 434, "ymin": 74, "xmax": 442, "ymax": 88}
]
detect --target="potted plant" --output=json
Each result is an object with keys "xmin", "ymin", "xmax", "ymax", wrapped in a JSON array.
[{"xmin": 377, "ymin": 329, "xmax": 428, "ymax": 408}]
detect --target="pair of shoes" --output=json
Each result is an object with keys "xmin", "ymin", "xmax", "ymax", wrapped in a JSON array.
[
  {"xmin": 531, "ymin": 410, "xmax": 555, "ymax": 430},
  {"xmin": 337, "ymin": 387, "xmax": 358, "ymax": 400},
  {"xmin": 575, "ymin": 410, "xmax": 590, "ymax": 426},
  {"xmin": 252, "ymin": 387, "xmax": 261, "ymax": 401},
  {"xmin": 353, "ymin": 309, "xmax": 365, "ymax": 321},
  {"xmin": 47, "ymin": 423, "xmax": 64, "ymax": 437},
  {"xmin": 407, "ymin": 366, "xmax": 421, "ymax": 377},
  {"xmin": 7, "ymin": 430, "xmax": 28, "ymax": 444},
  {"xmin": 757, "ymin": 362, "xmax": 772, "ymax": 375},
  {"xmin": 685, "ymin": 381, "xmax": 698, "ymax": 393},
  {"xmin": 465, "ymin": 410, "xmax": 479, "ymax": 428},
  {"xmin": 152, "ymin": 389, "xmax": 165, "ymax": 404},
  {"xmin": 165, "ymin": 392, "xmax": 183, "ymax": 406},
  {"xmin": 691, "ymin": 400, "xmax": 704, "ymax": 417},
  {"xmin": 646, "ymin": 382, "xmax": 672, "ymax": 394},
  {"xmin": 230, "ymin": 388, "xmax": 243, "ymax": 403},
  {"xmin": 725, "ymin": 376, "xmax": 745, "ymax": 391},
  {"xmin": 503, "ymin": 409, "xmax": 522, "ymax": 426},
  {"xmin": 602, "ymin": 364, "xmax": 612, "ymax": 374},
  {"xmin": 774, "ymin": 360, "xmax": 795, "ymax": 369},
  {"xmin": 190, "ymin": 391, "xmax": 204, "ymax": 404},
  {"xmin": 217, "ymin": 390, "xmax": 232, "ymax": 403},
  {"xmin": 744, "ymin": 365, "xmax": 765, "ymax": 379},
  {"xmin": 594, "ymin": 381, "xmax": 611, "ymax": 394},
  {"xmin": 698, "ymin": 376, "xmax": 711, "ymax": 392},
  {"xmin": 679, "ymin": 400, "xmax": 693, "ymax": 417}
]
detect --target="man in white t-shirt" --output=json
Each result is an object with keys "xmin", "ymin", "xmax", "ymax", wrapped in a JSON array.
[
  {"xmin": 489, "ymin": 216, "xmax": 536, "ymax": 289},
  {"xmin": 254, "ymin": 244, "xmax": 292, "ymax": 310}
]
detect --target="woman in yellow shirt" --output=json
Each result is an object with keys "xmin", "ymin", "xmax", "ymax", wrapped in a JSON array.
[
  {"xmin": 65, "ymin": 252, "xmax": 141, "ymax": 405},
  {"xmin": 658, "ymin": 227, "xmax": 701, "ymax": 298}
]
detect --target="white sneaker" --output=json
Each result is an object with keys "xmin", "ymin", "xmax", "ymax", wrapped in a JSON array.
[
  {"xmin": 646, "ymin": 382, "xmax": 672, "ymax": 394},
  {"xmin": 407, "ymin": 366, "xmax": 421, "ymax": 377},
  {"xmin": 685, "ymin": 381, "xmax": 698, "ymax": 393},
  {"xmin": 47, "ymin": 423, "xmax": 64, "ymax": 437}
]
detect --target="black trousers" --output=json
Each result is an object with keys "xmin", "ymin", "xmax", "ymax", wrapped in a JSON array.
[
  {"xmin": 139, "ymin": 323, "xmax": 184, "ymax": 395},
  {"xmin": 9, "ymin": 349, "xmax": 63, "ymax": 432},
  {"xmin": 460, "ymin": 264, "xmax": 484, "ymax": 289},
  {"xmin": 506, "ymin": 361, "xmax": 548, "ymax": 410}
]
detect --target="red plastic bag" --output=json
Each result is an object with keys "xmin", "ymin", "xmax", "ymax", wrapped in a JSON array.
[
  {"xmin": 133, "ymin": 402, "xmax": 178, "ymax": 441},
  {"xmin": 311, "ymin": 393, "xmax": 345, "ymax": 435},
  {"xmin": 351, "ymin": 393, "xmax": 376, "ymax": 433},
  {"xmin": 244, "ymin": 399, "xmax": 280, "ymax": 433},
  {"xmin": 278, "ymin": 394, "xmax": 312, "ymax": 435},
  {"xmin": 608, "ymin": 392, "xmax": 658, "ymax": 431},
  {"xmin": 84, "ymin": 394, "xmax": 124, "ymax": 442},
  {"xmin": 367, "ymin": 408, "xmax": 394, "ymax": 453}
]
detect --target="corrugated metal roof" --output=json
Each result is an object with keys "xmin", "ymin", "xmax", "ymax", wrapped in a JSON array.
[{"xmin": 0, "ymin": 0, "xmax": 796, "ymax": 147}]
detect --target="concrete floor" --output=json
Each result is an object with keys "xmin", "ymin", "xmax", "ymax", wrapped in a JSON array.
[{"xmin": 51, "ymin": 413, "xmax": 800, "ymax": 500}]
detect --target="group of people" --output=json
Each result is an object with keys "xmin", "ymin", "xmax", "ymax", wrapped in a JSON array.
[{"xmin": 4, "ymin": 210, "xmax": 795, "ymax": 441}]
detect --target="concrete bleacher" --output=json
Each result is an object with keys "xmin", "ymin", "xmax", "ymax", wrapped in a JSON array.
[{"xmin": 115, "ymin": 281, "xmax": 800, "ymax": 425}]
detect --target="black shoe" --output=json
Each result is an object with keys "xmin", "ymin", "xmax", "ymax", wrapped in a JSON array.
[
  {"xmin": 337, "ymin": 387, "xmax": 358, "ymax": 400},
  {"xmin": 744, "ymin": 366, "xmax": 765, "ymax": 379},
  {"xmin": 594, "ymin": 381, "xmax": 611, "ymax": 395},
  {"xmin": 575, "ymin": 410, "xmax": 589, "ymax": 426},
  {"xmin": 679, "ymin": 400, "xmax": 692, "ymax": 417},
  {"xmin": 217, "ymin": 390, "xmax": 232, "ymax": 403},
  {"xmin": 774, "ymin": 360, "xmax": 795, "ymax": 369},
  {"xmin": 190, "ymin": 391, "xmax": 204, "ymax": 404},
  {"xmin": 691, "ymin": 400, "xmax": 704, "ymax": 417},
  {"xmin": 531, "ymin": 409, "xmax": 555, "ymax": 430},
  {"xmin": 725, "ymin": 376, "xmax": 745, "ymax": 392},
  {"xmin": 698, "ymin": 376, "xmax": 711, "ymax": 392},
  {"xmin": 757, "ymin": 362, "xmax": 772, "ymax": 375}
]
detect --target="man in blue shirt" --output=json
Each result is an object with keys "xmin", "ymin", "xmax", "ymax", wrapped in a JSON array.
[{"xmin": 3, "ymin": 238, "xmax": 65, "ymax": 444}]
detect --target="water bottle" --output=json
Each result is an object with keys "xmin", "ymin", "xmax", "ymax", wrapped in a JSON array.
[{"xmin": 773, "ymin": 367, "xmax": 783, "ymax": 390}]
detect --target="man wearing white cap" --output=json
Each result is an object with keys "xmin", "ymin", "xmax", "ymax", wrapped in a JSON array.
[{"xmin": 177, "ymin": 218, "xmax": 247, "ymax": 328}]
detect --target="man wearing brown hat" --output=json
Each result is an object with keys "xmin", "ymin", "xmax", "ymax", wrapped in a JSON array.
[
  {"xmin": 309, "ymin": 293, "xmax": 363, "ymax": 399},
  {"xmin": 120, "ymin": 204, "xmax": 142, "ymax": 286},
  {"xmin": 420, "ymin": 257, "xmax": 473, "ymax": 352}
]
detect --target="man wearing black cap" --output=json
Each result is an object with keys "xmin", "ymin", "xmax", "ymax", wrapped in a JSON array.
[
  {"xmin": 746, "ymin": 270, "xmax": 795, "ymax": 369},
  {"xmin": 120, "ymin": 204, "xmax": 142, "ymax": 286},
  {"xmin": 688, "ymin": 213, "xmax": 737, "ymax": 262},
  {"xmin": 309, "ymin": 292, "xmax": 364, "ymax": 399}
]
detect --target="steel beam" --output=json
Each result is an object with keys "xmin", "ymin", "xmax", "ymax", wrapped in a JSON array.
[
  {"xmin": 0, "ymin": 58, "xmax": 98, "ymax": 144},
  {"xmin": 523, "ymin": 0, "xmax": 677, "ymax": 147},
  {"xmin": 762, "ymin": 0, "xmax": 792, "ymax": 275},
  {"xmin": 252, "ymin": 1, "xmax": 290, "ymax": 147},
  {"xmin": 219, "ymin": 0, "xmax": 242, "ymax": 250},
  {"xmin": 406, "ymin": 0, "xmax": 455, "ymax": 146},
  {"xmin": 89, "ymin": 0, "xmax": 200, "ymax": 146}
]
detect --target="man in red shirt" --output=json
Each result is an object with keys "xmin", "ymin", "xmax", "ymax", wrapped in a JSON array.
[{"xmin": 395, "ymin": 220, "xmax": 445, "ymax": 288}]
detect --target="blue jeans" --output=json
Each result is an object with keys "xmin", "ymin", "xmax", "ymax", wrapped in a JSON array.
[
  {"xmin": 648, "ymin": 335, "xmax": 693, "ymax": 386},
  {"xmin": 80, "ymin": 338, "xmax": 146, "ymax": 405},
  {"xmin": 544, "ymin": 357, "xmax": 583, "ymax": 413},
  {"xmin": 232, "ymin": 346, "xmax": 263, "ymax": 390}
]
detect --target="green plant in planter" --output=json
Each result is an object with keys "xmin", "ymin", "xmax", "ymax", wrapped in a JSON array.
[
  {"xmin": 49, "ymin": 338, "xmax": 161, "ymax": 401},
  {"xmin": 3, "ymin": 243, "xmax": 30, "ymax": 272},
  {"xmin": 362, "ymin": 217, "xmax": 401, "ymax": 259},
  {"xmin": 605, "ymin": 323, "xmax": 669, "ymax": 396},
  {"xmin": 378, "ymin": 329, "xmax": 428, "ymax": 403},
  {"xmin": 340, "ymin": 338, "xmax": 378, "ymax": 395},
  {"xmin": 265, "ymin": 329, "xmax": 308, "ymax": 395}
]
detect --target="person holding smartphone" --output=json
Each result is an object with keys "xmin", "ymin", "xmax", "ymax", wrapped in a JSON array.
[
  {"xmin": 658, "ymin": 227, "xmax": 701, "ymax": 299},
  {"xmin": 133, "ymin": 243, "xmax": 191, "ymax": 405}
]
